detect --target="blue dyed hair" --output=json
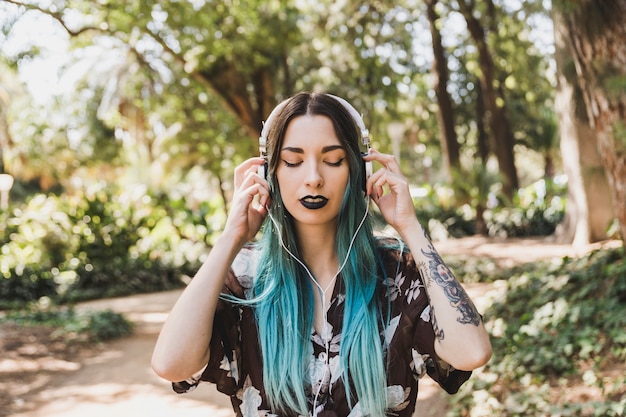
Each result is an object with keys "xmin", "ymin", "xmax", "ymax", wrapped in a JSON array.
[{"xmin": 236, "ymin": 92, "xmax": 388, "ymax": 416}]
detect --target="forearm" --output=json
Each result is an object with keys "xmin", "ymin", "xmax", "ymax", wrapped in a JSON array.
[
  {"xmin": 151, "ymin": 231, "xmax": 243, "ymax": 381},
  {"xmin": 399, "ymin": 219, "xmax": 492, "ymax": 371}
]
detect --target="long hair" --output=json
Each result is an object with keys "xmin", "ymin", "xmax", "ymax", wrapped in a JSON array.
[{"xmin": 235, "ymin": 92, "xmax": 387, "ymax": 416}]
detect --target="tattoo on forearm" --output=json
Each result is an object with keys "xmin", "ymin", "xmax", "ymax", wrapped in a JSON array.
[
  {"xmin": 431, "ymin": 306, "xmax": 445, "ymax": 341},
  {"xmin": 418, "ymin": 261, "xmax": 433, "ymax": 288},
  {"xmin": 419, "ymin": 242, "xmax": 481, "ymax": 326}
]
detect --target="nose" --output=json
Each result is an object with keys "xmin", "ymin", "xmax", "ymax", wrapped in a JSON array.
[{"xmin": 304, "ymin": 161, "xmax": 324, "ymax": 189}]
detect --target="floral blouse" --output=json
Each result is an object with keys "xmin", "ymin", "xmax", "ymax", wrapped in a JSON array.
[{"xmin": 172, "ymin": 239, "xmax": 471, "ymax": 417}]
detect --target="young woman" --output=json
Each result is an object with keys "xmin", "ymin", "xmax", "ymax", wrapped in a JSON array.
[{"xmin": 152, "ymin": 92, "xmax": 492, "ymax": 417}]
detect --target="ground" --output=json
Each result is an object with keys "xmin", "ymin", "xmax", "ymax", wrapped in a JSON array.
[{"xmin": 0, "ymin": 236, "xmax": 619, "ymax": 417}]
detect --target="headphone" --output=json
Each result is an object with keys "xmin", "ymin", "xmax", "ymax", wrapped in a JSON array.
[{"xmin": 258, "ymin": 94, "xmax": 373, "ymax": 192}]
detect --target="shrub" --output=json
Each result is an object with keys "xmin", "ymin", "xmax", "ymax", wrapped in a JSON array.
[
  {"xmin": 0, "ymin": 186, "xmax": 217, "ymax": 307},
  {"xmin": 449, "ymin": 246, "xmax": 626, "ymax": 416},
  {"xmin": 485, "ymin": 179, "xmax": 566, "ymax": 238},
  {"xmin": 2, "ymin": 307, "xmax": 133, "ymax": 342}
]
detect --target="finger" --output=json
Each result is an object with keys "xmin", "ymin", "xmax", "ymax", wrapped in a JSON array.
[
  {"xmin": 364, "ymin": 149, "xmax": 402, "ymax": 175},
  {"xmin": 234, "ymin": 157, "xmax": 266, "ymax": 187},
  {"xmin": 241, "ymin": 182, "xmax": 271, "ymax": 206},
  {"xmin": 234, "ymin": 159, "xmax": 265, "ymax": 189},
  {"xmin": 238, "ymin": 169, "xmax": 270, "ymax": 196},
  {"xmin": 366, "ymin": 166, "xmax": 385, "ymax": 198},
  {"xmin": 370, "ymin": 168, "xmax": 410, "ymax": 199}
]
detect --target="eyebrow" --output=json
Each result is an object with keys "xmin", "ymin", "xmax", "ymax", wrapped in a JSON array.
[{"xmin": 281, "ymin": 145, "xmax": 345, "ymax": 154}]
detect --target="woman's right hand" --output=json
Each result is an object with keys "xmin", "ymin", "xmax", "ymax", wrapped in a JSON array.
[
  {"xmin": 223, "ymin": 157, "xmax": 271, "ymax": 246},
  {"xmin": 153, "ymin": 157, "xmax": 269, "ymax": 382}
]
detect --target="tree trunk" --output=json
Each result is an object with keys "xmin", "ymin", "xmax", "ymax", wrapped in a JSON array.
[
  {"xmin": 553, "ymin": 9, "xmax": 615, "ymax": 245},
  {"xmin": 475, "ymin": 82, "xmax": 490, "ymax": 163},
  {"xmin": 457, "ymin": 0, "xmax": 519, "ymax": 200},
  {"xmin": 425, "ymin": 0, "xmax": 460, "ymax": 179},
  {"xmin": 556, "ymin": 0, "xmax": 626, "ymax": 242}
]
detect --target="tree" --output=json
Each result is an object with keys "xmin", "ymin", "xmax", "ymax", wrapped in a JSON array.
[
  {"xmin": 554, "ymin": 0, "xmax": 626, "ymax": 242},
  {"xmin": 553, "ymin": 9, "xmax": 615, "ymax": 245},
  {"xmin": 424, "ymin": 0, "xmax": 460, "ymax": 179},
  {"xmin": 0, "ymin": 63, "xmax": 15, "ymax": 174},
  {"xmin": 456, "ymin": 0, "xmax": 519, "ymax": 199},
  {"xmin": 1, "ymin": 0, "xmax": 561, "ymax": 220}
]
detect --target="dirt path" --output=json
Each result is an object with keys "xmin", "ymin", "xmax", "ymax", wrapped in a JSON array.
[{"xmin": 2, "ymin": 237, "xmax": 619, "ymax": 417}]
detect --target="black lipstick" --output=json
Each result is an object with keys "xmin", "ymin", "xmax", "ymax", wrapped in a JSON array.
[{"xmin": 300, "ymin": 195, "xmax": 328, "ymax": 210}]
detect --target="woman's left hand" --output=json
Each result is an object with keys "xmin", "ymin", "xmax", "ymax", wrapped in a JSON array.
[{"xmin": 364, "ymin": 150, "xmax": 420, "ymax": 235}]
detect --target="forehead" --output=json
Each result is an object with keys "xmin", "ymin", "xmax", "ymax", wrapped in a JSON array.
[{"xmin": 282, "ymin": 115, "xmax": 342, "ymax": 149}]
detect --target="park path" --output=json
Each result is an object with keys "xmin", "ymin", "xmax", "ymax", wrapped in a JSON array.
[
  {"xmin": 7, "ymin": 288, "xmax": 452, "ymax": 417},
  {"xmin": 7, "ymin": 236, "xmax": 614, "ymax": 417}
]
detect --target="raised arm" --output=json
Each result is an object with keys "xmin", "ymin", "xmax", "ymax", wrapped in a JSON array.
[
  {"xmin": 151, "ymin": 157, "xmax": 270, "ymax": 382},
  {"xmin": 365, "ymin": 150, "xmax": 492, "ymax": 371}
]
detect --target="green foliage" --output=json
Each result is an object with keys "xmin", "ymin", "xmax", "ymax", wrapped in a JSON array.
[
  {"xmin": 0, "ymin": 186, "xmax": 216, "ymax": 308},
  {"xmin": 2, "ymin": 307, "xmax": 133, "ymax": 342},
  {"xmin": 485, "ymin": 179, "xmax": 566, "ymax": 238},
  {"xmin": 413, "ymin": 178, "xmax": 566, "ymax": 240},
  {"xmin": 449, "ymin": 245, "xmax": 626, "ymax": 416},
  {"xmin": 413, "ymin": 184, "xmax": 476, "ymax": 239},
  {"xmin": 0, "ymin": 0, "xmax": 559, "ymax": 201}
]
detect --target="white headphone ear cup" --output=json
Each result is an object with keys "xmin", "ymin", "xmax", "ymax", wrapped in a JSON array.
[
  {"xmin": 365, "ymin": 160, "xmax": 373, "ymax": 183},
  {"xmin": 360, "ymin": 154, "xmax": 373, "ymax": 192}
]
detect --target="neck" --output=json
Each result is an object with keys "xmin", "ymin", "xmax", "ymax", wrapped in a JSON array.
[{"xmin": 295, "ymin": 223, "xmax": 339, "ymax": 284}]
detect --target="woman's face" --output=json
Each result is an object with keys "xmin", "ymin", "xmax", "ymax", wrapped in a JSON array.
[{"xmin": 275, "ymin": 114, "xmax": 350, "ymax": 230}]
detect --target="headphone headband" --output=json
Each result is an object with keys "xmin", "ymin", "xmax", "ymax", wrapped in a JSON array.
[
  {"xmin": 259, "ymin": 93, "xmax": 371, "ymax": 149},
  {"xmin": 326, "ymin": 94, "xmax": 370, "ymax": 148},
  {"xmin": 258, "ymin": 93, "xmax": 373, "ymax": 190},
  {"xmin": 259, "ymin": 98, "xmax": 290, "ymax": 151}
]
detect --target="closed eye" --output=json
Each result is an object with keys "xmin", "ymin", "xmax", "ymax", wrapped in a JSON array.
[
  {"xmin": 282, "ymin": 160, "xmax": 302, "ymax": 168},
  {"xmin": 325, "ymin": 158, "xmax": 345, "ymax": 167}
]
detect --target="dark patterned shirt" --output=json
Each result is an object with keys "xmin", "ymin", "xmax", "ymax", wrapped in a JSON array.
[{"xmin": 172, "ymin": 239, "xmax": 471, "ymax": 416}]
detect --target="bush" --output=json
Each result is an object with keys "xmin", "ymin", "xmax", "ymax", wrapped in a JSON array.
[
  {"xmin": 0, "ymin": 186, "xmax": 217, "ymax": 307},
  {"xmin": 2, "ymin": 307, "xmax": 133, "ymax": 342},
  {"xmin": 412, "ymin": 185, "xmax": 476, "ymax": 239},
  {"xmin": 449, "ymin": 246, "xmax": 626, "ymax": 416},
  {"xmin": 412, "ymin": 179, "xmax": 566, "ymax": 240},
  {"xmin": 485, "ymin": 179, "xmax": 566, "ymax": 238}
]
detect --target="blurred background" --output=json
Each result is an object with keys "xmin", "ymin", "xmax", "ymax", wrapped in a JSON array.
[{"xmin": 0, "ymin": 0, "xmax": 624, "ymax": 416}]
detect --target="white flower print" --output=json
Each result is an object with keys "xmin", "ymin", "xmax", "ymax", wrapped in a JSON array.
[
  {"xmin": 346, "ymin": 402, "xmax": 364, "ymax": 417},
  {"xmin": 320, "ymin": 321, "xmax": 333, "ymax": 344},
  {"xmin": 219, "ymin": 355, "xmax": 229, "ymax": 372},
  {"xmin": 345, "ymin": 385, "xmax": 410, "ymax": 417},
  {"xmin": 386, "ymin": 385, "xmax": 411, "ymax": 411},
  {"xmin": 386, "ymin": 272, "xmax": 406, "ymax": 302},
  {"xmin": 411, "ymin": 348, "xmax": 429, "ymax": 380},
  {"xmin": 219, "ymin": 351, "xmax": 239, "ymax": 382},
  {"xmin": 336, "ymin": 292, "xmax": 345, "ymax": 306},
  {"xmin": 420, "ymin": 305, "xmax": 431, "ymax": 322},
  {"xmin": 241, "ymin": 385, "xmax": 263, "ymax": 417},
  {"xmin": 329, "ymin": 354, "xmax": 342, "ymax": 384},
  {"xmin": 384, "ymin": 315, "xmax": 401, "ymax": 346},
  {"xmin": 311, "ymin": 323, "xmax": 341, "ymax": 353},
  {"xmin": 232, "ymin": 248, "xmax": 258, "ymax": 288},
  {"xmin": 305, "ymin": 350, "xmax": 342, "ymax": 400},
  {"xmin": 405, "ymin": 279, "xmax": 423, "ymax": 304},
  {"xmin": 306, "ymin": 351, "xmax": 329, "ymax": 393}
]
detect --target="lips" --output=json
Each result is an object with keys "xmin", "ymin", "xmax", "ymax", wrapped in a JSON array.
[{"xmin": 300, "ymin": 195, "xmax": 329, "ymax": 209}]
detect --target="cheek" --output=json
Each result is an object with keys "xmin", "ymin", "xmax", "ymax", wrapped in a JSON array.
[{"xmin": 275, "ymin": 168, "xmax": 291, "ymax": 190}]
